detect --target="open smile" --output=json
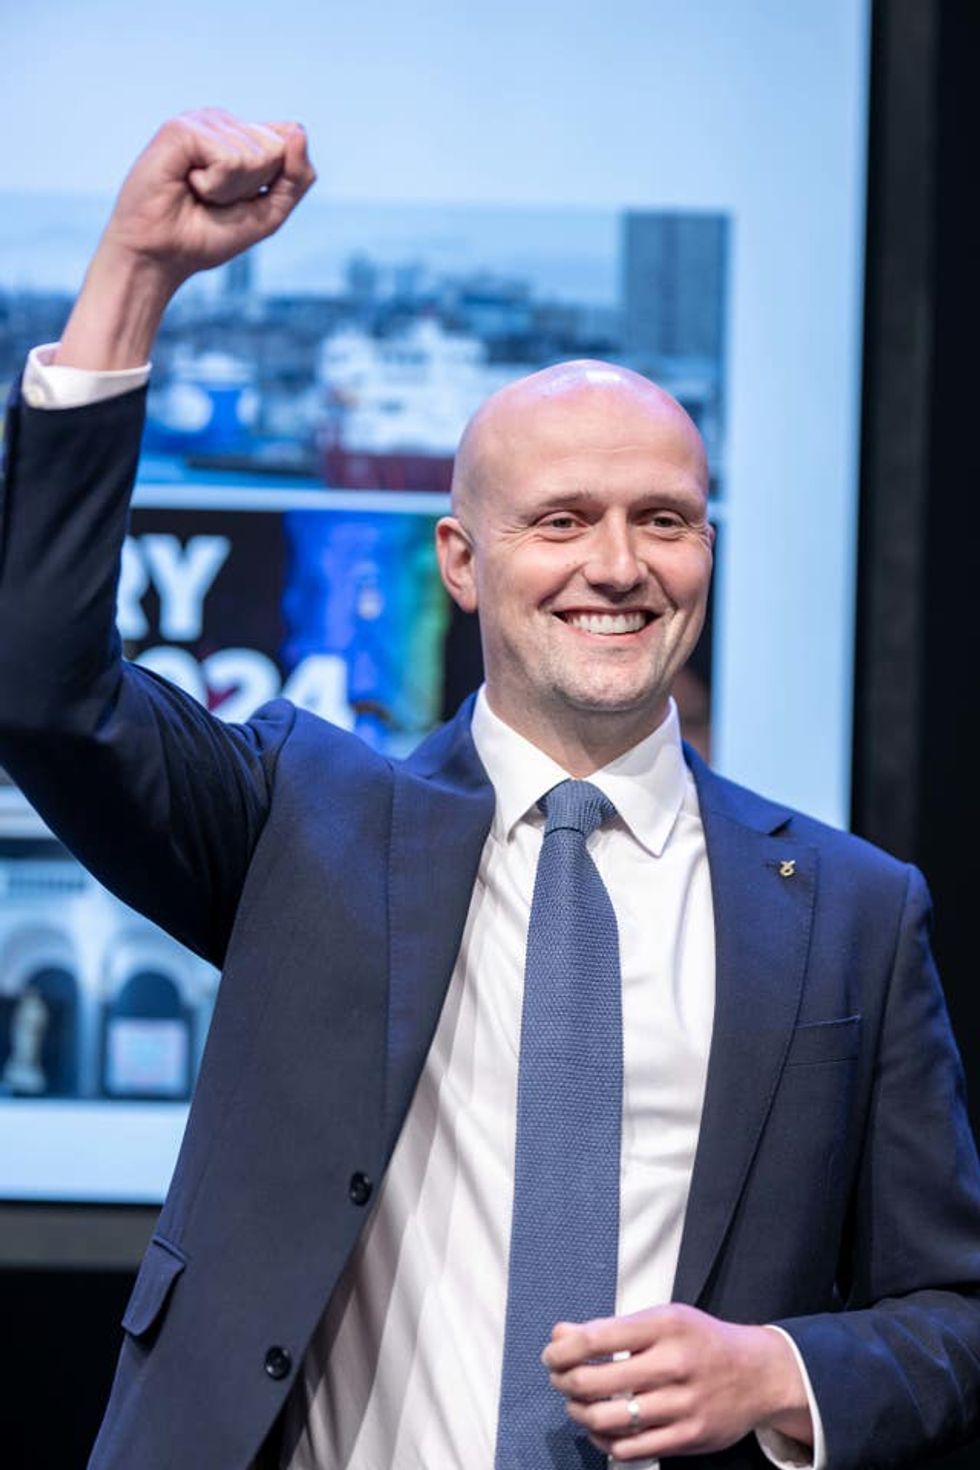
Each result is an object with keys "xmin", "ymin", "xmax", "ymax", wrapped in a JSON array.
[{"xmin": 554, "ymin": 609, "xmax": 657, "ymax": 637}]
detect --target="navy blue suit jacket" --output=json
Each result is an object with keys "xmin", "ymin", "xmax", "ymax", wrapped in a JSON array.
[{"xmin": 1, "ymin": 386, "xmax": 979, "ymax": 1469}]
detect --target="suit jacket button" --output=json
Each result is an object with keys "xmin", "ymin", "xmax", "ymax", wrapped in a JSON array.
[
  {"xmin": 349, "ymin": 1171, "xmax": 373, "ymax": 1206},
  {"xmin": 264, "ymin": 1346, "xmax": 292, "ymax": 1381}
]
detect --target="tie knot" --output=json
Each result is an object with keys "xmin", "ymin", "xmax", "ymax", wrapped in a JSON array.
[{"xmin": 539, "ymin": 779, "xmax": 617, "ymax": 839}]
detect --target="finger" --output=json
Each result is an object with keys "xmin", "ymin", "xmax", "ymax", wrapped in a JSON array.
[
  {"xmin": 584, "ymin": 1418, "xmax": 707, "ymax": 1464},
  {"xmin": 587, "ymin": 1430, "xmax": 666, "ymax": 1463},
  {"xmin": 564, "ymin": 1386, "xmax": 685, "ymax": 1439},
  {"xmin": 194, "ymin": 108, "xmax": 271, "ymax": 157},
  {"xmin": 263, "ymin": 120, "xmax": 305, "ymax": 139},
  {"xmin": 549, "ymin": 1353, "xmax": 649, "ymax": 1403},
  {"xmin": 189, "ymin": 108, "xmax": 291, "ymax": 161},
  {"xmin": 178, "ymin": 109, "xmax": 272, "ymax": 172},
  {"xmin": 241, "ymin": 120, "xmax": 315, "ymax": 199},
  {"xmin": 543, "ymin": 1308, "xmax": 674, "ymax": 1370},
  {"xmin": 276, "ymin": 123, "xmax": 317, "ymax": 190},
  {"xmin": 187, "ymin": 141, "xmax": 284, "ymax": 204},
  {"xmin": 187, "ymin": 157, "xmax": 281, "ymax": 206},
  {"xmin": 181, "ymin": 111, "xmax": 296, "ymax": 206},
  {"xmin": 599, "ymin": 1422, "xmax": 707, "ymax": 1462},
  {"xmin": 256, "ymin": 126, "xmax": 317, "ymax": 220},
  {"xmin": 216, "ymin": 153, "xmax": 314, "ymax": 243}
]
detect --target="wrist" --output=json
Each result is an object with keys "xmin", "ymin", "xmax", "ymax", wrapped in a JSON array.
[
  {"xmin": 54, "ymin": 242, "xmax": 178, "ymax": 370},
  {"xmin": 742, "ymin": 1325, "xmax": 814, "ymax": 1447}
]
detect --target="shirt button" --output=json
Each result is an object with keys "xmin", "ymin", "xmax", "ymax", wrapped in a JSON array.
[
  {"xmin": 264, "ymin": 1345, "xmax": 292, "ymax": 1381},
  {"xmin": 349, "ymin": 1171, "xmax": 373, "ymax": 1206}
]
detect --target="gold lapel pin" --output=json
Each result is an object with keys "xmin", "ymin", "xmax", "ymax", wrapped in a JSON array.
[{"xmin": 779, "ymin": 859, "xmax": 796, "ymax": 878}]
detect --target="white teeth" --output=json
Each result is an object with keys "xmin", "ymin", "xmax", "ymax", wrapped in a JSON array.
[{"xmin": 563, "ymin": 611, "xmax": 647, "ymax": 635}]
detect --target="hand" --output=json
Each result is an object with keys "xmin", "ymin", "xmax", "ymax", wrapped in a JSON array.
[
  {"xmin": 101, "ymin": 107, "xmax": 317, "ymax": 288},
  {"xmin": 54, "ymin": 108, "xmax": 316, "ymax": 371},
  {"xmin": 542, "ymin": 1304, "xmax": 813, "ymax": 1462}
]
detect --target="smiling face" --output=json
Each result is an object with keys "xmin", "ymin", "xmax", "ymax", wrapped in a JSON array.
[{"xmin": 437, "ymin": 361, "xmax": 714, "ymax": 772}]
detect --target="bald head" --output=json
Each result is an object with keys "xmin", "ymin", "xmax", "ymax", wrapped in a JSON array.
[
  {"xmin": 450, "ymin": 358, "xmax": 708, "ymax": 526},
  {"xmin": 435, "ymin": 357, "xmax": 715, "ymax": 770}
]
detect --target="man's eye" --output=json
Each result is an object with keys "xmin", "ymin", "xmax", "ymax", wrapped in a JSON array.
[
  {"xmin": 541, "ymin": 515, "xmax": 579, "ymax": 531},
  {"xmin": 648, "ymin": 512, "xmax": 684, "ymax": 531}
]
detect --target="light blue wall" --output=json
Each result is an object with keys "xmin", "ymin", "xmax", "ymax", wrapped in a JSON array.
[{"xmin": 2, "ymin": 0, "xmax": 870, "ymax": 825}]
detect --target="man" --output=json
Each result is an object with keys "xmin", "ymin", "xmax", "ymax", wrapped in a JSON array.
[{"xmin": 1, "ymin": 110, "xmax": 979, "ymax": 1470}]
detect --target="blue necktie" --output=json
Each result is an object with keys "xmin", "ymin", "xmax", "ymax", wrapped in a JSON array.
[{"xmin": 495, "ymin": 779, "xmax": 622, "ymax": 1470}]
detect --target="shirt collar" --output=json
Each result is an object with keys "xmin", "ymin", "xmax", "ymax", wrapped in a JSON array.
[{"xmin": 470, "ymin": 688, "xmax": 690, "ymax": 857}]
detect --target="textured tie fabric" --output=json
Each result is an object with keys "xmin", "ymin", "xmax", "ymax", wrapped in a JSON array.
[{"xmin": 495, "ymin": 779, "xmax": 623, "ymax": 1470}]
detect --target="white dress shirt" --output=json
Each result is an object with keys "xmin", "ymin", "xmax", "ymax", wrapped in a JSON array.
[
  {"xmin": 23, "ymin": 346, "xmax": 824, "ymax": 1470},
  {"xmin": 283, "ymin": 694, "xmax": 821, "ymax": 1470},
  {"xmin": 21, "ymin": 343, "xmax": 151, "ymax": 408}
]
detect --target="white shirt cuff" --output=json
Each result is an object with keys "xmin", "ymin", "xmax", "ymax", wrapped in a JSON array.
[
  {"xmin": 21, "ymin": 343, "xmax": 150, "ymax": 410},
  {"xmin": 754, "ymin": 1326, "xmax": 827, "ymax": 1470}
]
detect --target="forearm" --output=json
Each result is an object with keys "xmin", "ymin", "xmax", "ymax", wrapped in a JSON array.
[
  {"xmin": 0, "ymin": 387, "xmax": 291, "ymax": 961},
  {"xmin": 54, "ymin": 242, "xmax": 176, "ymax": 371},
  {"xmin": 0, "ymin": 386, "xmax": 144, "ymax": 720},
  {"xmin": 778, "ymin": 1289, "xmax": 980, "ymax": 1470}
]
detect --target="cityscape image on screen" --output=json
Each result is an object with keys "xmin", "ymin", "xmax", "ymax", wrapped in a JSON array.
[{"xmin": 0, "ymin": 196, "xmax": 729, "ymax": 1192}]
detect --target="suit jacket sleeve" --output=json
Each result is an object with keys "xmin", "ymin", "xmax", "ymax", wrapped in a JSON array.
[
  {"xmin": 0, "ymin": 380, "xmax": 294, "ymax": 966},
  {"xmin": 777, "ymin": 863, "xmax": 980, "ymax": 1468}
]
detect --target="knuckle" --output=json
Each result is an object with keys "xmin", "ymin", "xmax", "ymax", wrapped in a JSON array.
[
  {"xmin": 177, "ymin": 109, "xmax": 218, "ymax": 137},
  {"xmin": 566, "ymin": 1367, "xmax": 588, "ymax": 1397},
  {"xmin": 579, "ymin": 1401, "xmax": 604, "ymax": 1429},
  {"xmin": 599, "ymin": 1401, "xmax": 623, "ymax": 1431},
  {"xmin": 675, "ymin": 1384, "xmax": 697, "ymax": 1416},
  {"xmin": 157, "ymin": 115, "xmax": 193, "ymax": 147},
  {"xmin": 681, "ymin": 1415, "xmax": 706, "ymax": 1449},
  {"xmin": 674, "ymin": 1349, "xmax": 695, "ymax": 1380},
  {"xmin": 656, "ymin": 1347, "xmax": 681, "ymax": 1381}
]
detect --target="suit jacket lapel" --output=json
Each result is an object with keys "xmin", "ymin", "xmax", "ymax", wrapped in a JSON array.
[
  {"xmin": 383, "ymin": 711, "xmax": 819, "ymax": 1307},
  {"xmin": 671, "ymin": 751, "xmax": 818, "ymax": 1307},
  {"xmin": 384, "ymin": 696, "xmax": 495, "ymax": 1152}
]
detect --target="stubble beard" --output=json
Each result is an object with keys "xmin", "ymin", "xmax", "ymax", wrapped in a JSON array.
[{"xmin": 535, "ymin": 640, "xmax": 675, "ymax": 725}]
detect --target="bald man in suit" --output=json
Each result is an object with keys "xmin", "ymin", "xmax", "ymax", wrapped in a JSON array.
[{"xmin": 1, "ymin": 111, "xmax": 979, "ymax": 1470}]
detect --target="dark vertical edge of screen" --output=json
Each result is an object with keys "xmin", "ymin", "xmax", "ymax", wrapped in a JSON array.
[
  {"xmin": 854, "ymin": 0, "xmax": 980, "ymax": 1163},
  {"xmin": 919, "ymin": 0, "xmax": 980, "ymax": 1153},
  {"xmin": 851, "ymin": 0, "xmax": 937, "ymax": 862}
]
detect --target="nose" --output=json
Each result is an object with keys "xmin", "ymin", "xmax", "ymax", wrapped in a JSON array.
[{"xmin": 583, "ymin": 516, "xmax": 644, "ymax": 594}]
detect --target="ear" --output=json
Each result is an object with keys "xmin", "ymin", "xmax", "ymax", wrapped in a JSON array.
[{"xmin": 436, "ymin": 516, "xmax": 479, "ymax": 613}]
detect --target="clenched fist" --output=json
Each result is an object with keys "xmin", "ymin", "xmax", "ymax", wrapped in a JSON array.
[
  {"xmin": 55, "ymin": 107, "xmax": 317, "ymax": 372},
  {"xmin": 104, "ymin": 107, "xmax": 317, "ymax": 286}
]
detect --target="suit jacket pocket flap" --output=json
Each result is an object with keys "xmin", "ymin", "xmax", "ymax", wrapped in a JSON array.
[
  {"xmin": 122, "ymin": 1235, "xmax": 188, "ymax": 1338},
  {"xmin": 786, "ymin": 1014, "xmax": 862, "ymax": 1066}
]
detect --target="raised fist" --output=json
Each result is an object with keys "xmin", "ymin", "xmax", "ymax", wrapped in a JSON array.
[
  {"xmin": 53, "ymin": 108, "xmax": 317, "ymax": 370},
  {"xmin": 101, "ymin": 107, "xmax": 317, "ymax": 288}
]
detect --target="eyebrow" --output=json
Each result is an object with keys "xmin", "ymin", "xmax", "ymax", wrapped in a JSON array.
[{"xmin": 525, "ymin": 485, "xmax": 706, "ymax": 516}]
